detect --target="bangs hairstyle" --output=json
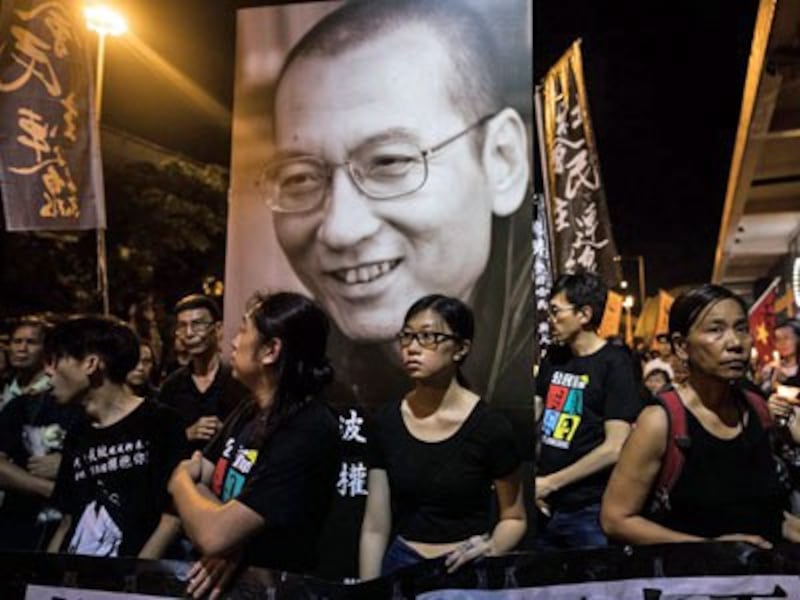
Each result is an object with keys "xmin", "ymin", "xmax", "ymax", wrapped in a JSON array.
[
  {"xmin": 668, "ymin": 284, "xmax": 748, "ymax": 337},
  {"xmin": 404, "ymin": 294, "xmax": 474, "ymax": 388},
  {"xmin": 46, "ymin": 315, "xmax": 140, "ymax": 385},
  {"xmin": 404, "ymin": 294, "xmax": 474, "ymax": 343}
]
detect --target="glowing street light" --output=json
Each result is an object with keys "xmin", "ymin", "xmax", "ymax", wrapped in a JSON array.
[
  {"xmin": 84, "ymin": 3, "xmax": 127, "ymax": 315},
  {"xmin": 622, "ymin": 295, "xmax": 635, "ymax": 310},
  {"xmin": 84, "ymin": 5, "xmax": 128, "ymax": 37},
  {"xmin": 622, "ymin": 295, "xmax": 635, "ymax": 347},
  {"xmin": 84, "ymin": 4, "xmax": 127, "ymax": 118}
]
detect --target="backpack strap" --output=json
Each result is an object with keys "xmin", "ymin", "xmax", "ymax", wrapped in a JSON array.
[
  {"xmin": 741, "ymin": 388, "xmax": 773, "ymax": 431},
  {"xmin": 651, "ymin": 388, "xmax": 691, "ymax": 513}
]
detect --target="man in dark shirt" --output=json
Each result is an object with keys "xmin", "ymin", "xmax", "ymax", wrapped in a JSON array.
[
  {"xmin": 0, "ymin": 390, "xmax": 83, "ymax": 551},
  {"xmin": 535, "ymin": 272, "xmax": 640, "ymax": 549},
  {"xmin": 45, "ymin": 315, "xmax": 187, "ymax": 558},
  {"xmin": 158, "ymin": 295, "xmax": 248, "ymax": 450}
]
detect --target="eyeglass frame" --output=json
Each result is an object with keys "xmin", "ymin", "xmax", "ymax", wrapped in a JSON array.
[
  {"xmin": 174, "ymin": 319, "xmax": 216, "ymax": 335},
  {"xmin": 396, "ymin": 329, "xmax": 461, "ymax": 349},
  {"xmin": 262, "ymin": 112, "xmax": 497, "ymax": 213},
  {"xmin": 547, "ymin": 304, "xmax": 578, "ymax": 318}
]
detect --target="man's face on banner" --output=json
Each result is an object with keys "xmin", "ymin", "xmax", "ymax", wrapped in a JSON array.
[{"xmin": 271, "ymin": 27, "xmax": 495, "ymax": 342}]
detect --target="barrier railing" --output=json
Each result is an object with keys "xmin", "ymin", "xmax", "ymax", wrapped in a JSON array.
[{"xmin": 5, "ymin": 542, "xmax": 800, "ymax": 599}]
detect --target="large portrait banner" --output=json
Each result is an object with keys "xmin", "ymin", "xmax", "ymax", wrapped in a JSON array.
[{"xmin": 225, "ymin": 0, "xmax": 533, "ymax": 578}]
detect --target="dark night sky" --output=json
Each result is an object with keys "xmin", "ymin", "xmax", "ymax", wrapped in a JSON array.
[
  {"xmin": 98, "ymin": 0, "xmax": 759, "ymax": 296},
  {"xmin": 535, "ymin": 0, "xmax": 760, "ymax": 295}
]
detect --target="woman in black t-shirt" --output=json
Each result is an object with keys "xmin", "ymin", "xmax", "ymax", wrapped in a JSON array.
[
  {"xmin": 169, "ymin": 292, "xmax": 340, "ymax": 596},
  {"xmin": 601, "ymin": 284, "xmax": 793, "ymax": 547},
  {"xmin": 359, "ymin": 295, "xmax": 526, "ymax": 580}
]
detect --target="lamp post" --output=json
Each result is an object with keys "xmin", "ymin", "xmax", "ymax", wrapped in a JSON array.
[
  {"xmin": 84, "ymin": 4, "xmax": 127, "ymax": 315},
  {"xmin": 614, "ymin": 255, "xmax": 647, "ymax": 310},
  {"xmin": 622, "ymin": 294, "xmax": 635, "ymax": 347}
]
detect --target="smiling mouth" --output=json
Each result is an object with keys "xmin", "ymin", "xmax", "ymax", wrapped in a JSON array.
[{"xmin": 327, "ymin": 259, "xmax": 401, "ymax": 285}]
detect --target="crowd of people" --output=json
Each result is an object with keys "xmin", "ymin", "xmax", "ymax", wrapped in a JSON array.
[
  {"xmin": 1, "ymin": 270, "xmax": 800, "ymax": 597},
  {"xmin": 1, "ymin": 0, "xmax": 798, "ymax": 591}
]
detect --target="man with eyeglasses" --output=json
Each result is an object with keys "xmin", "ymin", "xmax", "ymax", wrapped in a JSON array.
[
  {"xmin": 534, "ymin": 272, "xmax": 640, "ymax": 549},
  {"xmin": 262, "ymin": 0, "xmax": 533, "ymax": 414},
  {"xmin": 158, "ymin": 295, "xmax": 248, "ymax": 452}
]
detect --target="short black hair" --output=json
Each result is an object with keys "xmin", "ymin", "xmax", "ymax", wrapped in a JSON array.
[
  {"xmin": 11, "ymin": 315, "xmax": 50, "ymax": 341},
  {"xmin": 275, "ymin": 0, "xmax": 502, "ymax": 136},
  {"xmin": 46, "ymin": 315, "xmax": 140, "ymax": 385},
  {"xmin": 174, "ymin": 294, "xmax": 221, "ymax": 322},
  {"xmin": 550, "ymin": 271, "xmax": 608, "ymax": 329}
]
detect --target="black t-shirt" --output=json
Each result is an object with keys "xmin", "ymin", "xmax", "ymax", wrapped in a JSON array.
[
  {"xmin": 158, "ymin": 362, "xmax": 249, "ymax": 451},
  {"xmin": 536, "ymin": 343, "xmax": 641, "ymax": 510},
  {"xmin": 650, "ymin": 391, "xmax": 787, "ymax": 541},
  {"xmin": 204, "ymin": 397, "xmax": 341, "ymax": 573},
  {"xmin": 0, "ymin": 391, "xmax": 84, "ymax": 550},
  {"xmin": 51, "ymin": 400, "xmax": 188, "ymax": 557},
  {"xmin": 366, "ymin": 399, "xmax": 521, "ymax": 543}
]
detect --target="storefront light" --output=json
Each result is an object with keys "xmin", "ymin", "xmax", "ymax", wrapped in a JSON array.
[{"xmin": 793, "ymin": 257, "xmax": 800, "ymax": 308}]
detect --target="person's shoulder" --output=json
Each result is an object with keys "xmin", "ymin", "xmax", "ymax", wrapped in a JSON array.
[
  {"xmin": 472, "ymin": 400, "xmax": 514, "ymax": 436},
  {"xmin": 370, "ymin": 398, "xmax": 403, "ymax": 430},
  {"xmin": 541, "ymin": 344, "xmax": 572, "ymax": 366},
  {"xmin": 132, "ymin": 399, "xmax": 185, "ymax": 433}
]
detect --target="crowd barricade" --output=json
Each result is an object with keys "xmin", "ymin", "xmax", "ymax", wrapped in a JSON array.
[{"xmin": 4, "ymin": 542, "xmax": 800, "ymax": 599}]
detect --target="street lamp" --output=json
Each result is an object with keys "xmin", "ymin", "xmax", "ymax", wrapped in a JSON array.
[
  {"xmin": 614, "ymin": 255, "xmax": 647, "ymax": 310},
  {"xmin": 622, "ymin": 294, "xmax": 635, "ymax": 347},
  {"xmin": 84, "ymin": 4, "xmax": 127, "ymax": 315}
]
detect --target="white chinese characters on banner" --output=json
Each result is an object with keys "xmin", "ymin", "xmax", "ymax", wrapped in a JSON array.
[
  {"xmin": 339, "ymin": 409, "xmax": 366, "ymax": 444},
  {"xmin": 336, "ymin": 461, "xmax": 368, "ymax": 498},
  {"xmin": 551, "ymin": 96, "xmax": 608, "ymax": 274}
]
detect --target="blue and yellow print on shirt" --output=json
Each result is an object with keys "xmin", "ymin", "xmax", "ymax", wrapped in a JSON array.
[{"xmin": 541, "ymin": 370, "xmax": 587, "ymax": 449}]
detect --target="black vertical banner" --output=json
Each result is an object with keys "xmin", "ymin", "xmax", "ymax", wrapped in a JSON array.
[
  {"xmin": 532, "ymin": 192, "xmax": 553, "ymax": 353},
  {"xmin": 541, "ymin": 40, "xmax": 621, "ymax": 286},
  {"xmin": 0, "ymin": 0, "xmax": 105, "ymax": 231}
]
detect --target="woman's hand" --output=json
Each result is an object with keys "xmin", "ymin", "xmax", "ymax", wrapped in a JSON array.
[
  {"xmin": 186, "ymin": 551, "xmax": 242, "ymax": 599},
  {"xmin": 444, "ymin": 534, "xmax": 493, "ymax": 573},
  {"xmin": 767, "ymin": 393, "xmax": 793, "ymax": 423},
  {"xmin": 782, "ymin": 511, "xmax": 800, "ymax": 543},
  {"xmin": 169, "ymin": 451, "xmax": 204, "ymax": 494}
]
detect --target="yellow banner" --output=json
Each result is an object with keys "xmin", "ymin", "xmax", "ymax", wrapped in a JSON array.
[{"xmin": 598, "ymin": 291, "xmax": 623, "ymax": 338}]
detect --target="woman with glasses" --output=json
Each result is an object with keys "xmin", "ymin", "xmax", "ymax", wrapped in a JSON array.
[
  {"xmin": 168, "ymin": 292, "xmax": 341, "ymax": 597},
  {"xmin": 359, "ymin": 294, "xmax": 526, "ymax": 579},
  {"xmin": 601, "ymin": 284, "xmax": 792, "ymax": 547}
]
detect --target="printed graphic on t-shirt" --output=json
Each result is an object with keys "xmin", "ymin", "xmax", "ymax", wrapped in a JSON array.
[
  {"xmin": 70, "ymin": 439, "xmax": 150, "ymax": 481},
  {"xmin": 23, "ymin": 423, "xmax": 67, "ymax": 456},
  {"xmin": 68, "ymin": 500, "xmax": 122, "ymax": 557},
  {"xmin": 541, "ymin": 370, "xmax": 587, "ymax": 449},
  {"xmin": 211, "ymin": 436, "xmax": 259, "ymax": 502}
]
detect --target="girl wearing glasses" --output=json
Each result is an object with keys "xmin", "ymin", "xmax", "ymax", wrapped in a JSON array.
[
  {"xmin": 359, "ymin": 294, "xmax": 526, "ymax": 579},
  {"xmin": 168, "ymin": 292, "xmax": 341, "ymax": 597}
]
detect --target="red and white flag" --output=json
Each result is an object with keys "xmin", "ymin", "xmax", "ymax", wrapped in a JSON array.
[{"xmin": 748, "ymin": 277, "xmax": 780, "ymax": 368}]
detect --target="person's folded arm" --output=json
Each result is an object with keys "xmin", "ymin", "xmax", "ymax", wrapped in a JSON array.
[
  {"xmin": 139, "ymin": 513, "xmax": 182, "ymax": 560},
  {"xmin": 170, "ymin": 461, "xmax": 264, "ymax": 557},
  {"xmin": 0, "ymin": 455, "xmax": 54, "ymax": 498}
]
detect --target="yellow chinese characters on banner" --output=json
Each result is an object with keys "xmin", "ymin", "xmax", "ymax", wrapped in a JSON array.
[
  {"xmin": 0, "ymin": 0, "xmax": 104, "ymax": 231},
  {"xmin": 598, "ymin": 290, "xmax": 623, "ymax": 339}
]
